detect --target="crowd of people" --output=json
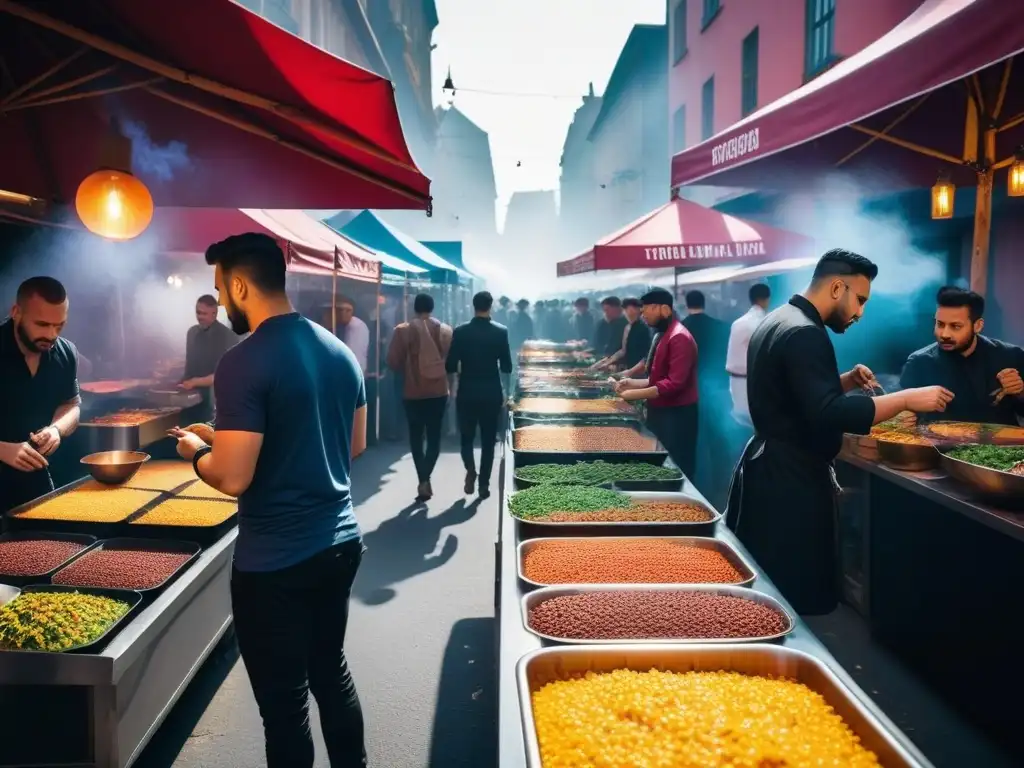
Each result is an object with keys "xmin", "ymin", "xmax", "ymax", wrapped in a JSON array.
[{"xmin": 3, "ymin": 232, "xmax": 1024, "ymax": 767}]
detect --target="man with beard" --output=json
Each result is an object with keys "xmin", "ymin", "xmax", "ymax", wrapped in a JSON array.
[
  {"xmin": 614, "ymin": 288, "xmax": 699, "ymax": 479},
  {"xmin": 181, "ymin": 294, "xmax": 239, "ymax": 421},
  {"xmin": 168, "ymin": 233, "xmax": 368, "ymax": 768},
  {"xmin": 725, "ymin": 249, "xmax": 955, "ymax": 615},
  {"xmin": 0, "ymin": 277, "xmax": 82, "ymax": 513},
  {"xmin": 900, "ymin": 285, "xmax": 1024, "ymax": 425}
]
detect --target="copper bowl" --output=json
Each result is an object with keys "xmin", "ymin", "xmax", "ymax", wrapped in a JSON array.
[{"xmin": 80, "ymin": 451, "xmax": 151, "ymax": 485}]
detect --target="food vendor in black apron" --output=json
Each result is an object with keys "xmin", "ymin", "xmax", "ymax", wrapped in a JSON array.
[
  {"xmin": 725, "ymin": 251, "xmax": 954, "ymax": 615},
  {"xmin": 0, "ymin": 278, "xmax": 82, "ymax": 515}
]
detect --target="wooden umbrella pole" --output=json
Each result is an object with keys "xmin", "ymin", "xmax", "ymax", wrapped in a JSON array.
[
  {"xmin": 0, "ymin": 44, "xmax": 87, "ymax": 106},
  {"xmin": 4, "ymin": 76, "xmax": 162, "ymax": 112},
  {"xmin": 0, "ymin": 0, "xmax": 420, "ymax": 174},
  {"xmin": 2, "ymin": 63, "xmax": 117, "ymax": 108},
  {"xmin": 145, "ymin": 86, "xmax": 427, "ymax": 206},
  {"xmin": 332, "ymin": 247, "xmax": 339, "ymax": 335}
]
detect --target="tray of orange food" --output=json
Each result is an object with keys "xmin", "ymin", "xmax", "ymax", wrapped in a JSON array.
[
  {"xmin": 5, "ymin": 480, "xmax": 162, "ymax": 537},
  {"xmin": 920, "ymin": 421, "xmax": 1024, "ymax": 446}
]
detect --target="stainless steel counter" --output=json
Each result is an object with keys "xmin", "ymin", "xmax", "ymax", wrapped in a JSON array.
[
  {"xmin": 838, "ymin": 450, "xmax": 1024, "ymax": 543},
  {"xmin": 0, "ymin": 526, "xmax": 236, "ymax": 768},
  {"xmin": 496, "ymin": 444, "xmax": 934, "ymax": 768}
]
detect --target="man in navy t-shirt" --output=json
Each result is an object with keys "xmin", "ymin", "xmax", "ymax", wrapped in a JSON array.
[{"xmin": 170, "ymin": 233, "xmax": 368, "ymax": 768}]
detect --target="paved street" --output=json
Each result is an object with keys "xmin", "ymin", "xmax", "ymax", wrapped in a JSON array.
[{"xmin": 135, "ymin": 441, "xmax": 498, "ymax": 768}]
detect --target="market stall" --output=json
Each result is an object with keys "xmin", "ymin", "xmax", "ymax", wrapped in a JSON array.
[{"xmin": 495, "ymin": 368, "xmax": 937, "ymax": 766}]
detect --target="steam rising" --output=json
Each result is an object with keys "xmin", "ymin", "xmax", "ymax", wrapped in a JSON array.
[{"xmin": 122, "ymin": 119, "xmax": 192, "ymax": 183}]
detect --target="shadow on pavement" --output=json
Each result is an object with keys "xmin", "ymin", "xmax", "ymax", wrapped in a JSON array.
[
  {"xmin": 132, "ymin": 631, "xmax": 240, "ymax": 768},
  {"xmin": 351, "ymin": 440, "xmax": 412, "ymax": 507},
  {"xmin": 353, "ymin": 498, "xmax": 481, "ymax": 606},
  {"xmin": 429, "ymin": 617, "xmax": 497, "ymax": 768}
]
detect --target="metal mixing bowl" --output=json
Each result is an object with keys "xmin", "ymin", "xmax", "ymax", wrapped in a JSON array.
[
  {"xmin": 938, "ymin": 446, "xmax": 1024, "ymax": 502},
  {"xmin": 80, "ymin": 451, "xmax": 151, "ymax": 485},
  {"xmin": 875, "ymin": 439, "xmax": 940, "ymax": 472}
]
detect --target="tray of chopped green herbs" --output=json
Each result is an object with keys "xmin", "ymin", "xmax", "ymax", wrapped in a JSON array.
[
  {"xmin": 514, "ymin": 460, "xmax": 683, "ymax": 491},
  {"xmin": 939, "ymin": 444, "xmax": 1024, "ymax": 501},
  {"xmin": 0, "ymin": 585, "xmax": 141, "ymax": 653}
]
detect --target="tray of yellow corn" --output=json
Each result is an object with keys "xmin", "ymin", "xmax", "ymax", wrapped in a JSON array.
[
  {"xmin": 517, "ymin": 644, "xmax": 932, "ymax": 768},
  {"xmin": 5, "ymin": 478, "xmax": 162, "ymax": 538},
  {"xmin": 128, "ymin": 497, "xmax": 237, "ymax": 545}
]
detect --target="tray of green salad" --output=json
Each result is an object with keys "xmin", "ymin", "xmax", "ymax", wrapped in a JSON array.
[
  {"xmin": 513, "ymin": 460, "xmax": 684, "ymax": 491},
  {"xmin": 938, "ymin": 444, "xmax": 1024, "ymax": 502}
]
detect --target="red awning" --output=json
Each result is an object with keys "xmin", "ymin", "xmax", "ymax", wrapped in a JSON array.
[
  {"xmin": 555, "ymin": 198, "xmax": 813, "ymax": 277},
  {"xmin": 670, "ymin": 0, "xmax": 1024, "ymax": 189},
  {"xmin": 0, "ymin": 0, "xmax": 430, "ymax": 210},
  {"xmin": 154, "ymin": 208, "xmax": 381, "ymax": 283}
]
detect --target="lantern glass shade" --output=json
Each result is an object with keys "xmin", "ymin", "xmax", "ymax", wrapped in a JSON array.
[
  {"xmin": 75, "ymin": 169, "xmax": 154, "ymax": 240},
  {"xmin": 1009, "ymin": 157, "xmax": 1024, "ymax": 197},
  {"xmin": 931, "ymin": 178, "xmax": 954, "ymax": 219}
]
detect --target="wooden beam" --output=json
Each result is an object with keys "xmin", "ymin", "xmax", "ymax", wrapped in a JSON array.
[
  {"xmin": 3, "ymin": 76, "xmax": 162, "ymax": 112},
  {"xmin": 145, "ymin": 86, "xmax": 427, "ymax": 206},
  {"xmin": 970, "ymin": 128, "xmax": 997, "ymax": 296},
  {"xmin": 2, "ymin": 64, "xmax": 117, "ymax": 109},
  {"xmin": 998, "ymin": 111, "xmax": 1024, "ymax": 133},
  {"xmin": 846, "ymin": 124, "xmax": 964, "ymax": 166},
  {"xmin": 992, "ymin": 58, "xmax": 1013, "ymax": 119},
  {"xmin": 836, "ymin": 96, "xmax": 930, "ymax": 167},
  {"xmin": 0, "ymin": 45, "xmax": 87, "ymax": 106},
  {"xmin": 0, "ymin": 0, "xmax": 421, "ymax": 174}
]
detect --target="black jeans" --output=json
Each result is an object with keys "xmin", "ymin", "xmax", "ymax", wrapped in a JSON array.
[
  {"xmin": 231, "ymin": 539, "xmax": 366, "ymax": 768},
  {"xmin": 646, "ymin": 403, "xmax": 698, "ymax": 481},
  {"xmin": 456, "ymin": 396, "xmax": 502, "ymax": 487},
  {"xmin": 404, "ymin": 395, "xmax": 448, "ymax": 483}
]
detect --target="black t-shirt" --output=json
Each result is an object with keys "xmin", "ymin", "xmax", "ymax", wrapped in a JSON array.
[
  {"xmin": 0, "ymin": 319, "xmax": 79, "ymax": 511},
  {"xmin": 900, "ymin": 336, "xmax": 1024, "ymax": 425}
]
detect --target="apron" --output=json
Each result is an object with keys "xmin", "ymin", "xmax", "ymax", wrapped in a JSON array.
[{"xmin": 726, "ymin": 434, "xmax": 843, "ymax": 615}]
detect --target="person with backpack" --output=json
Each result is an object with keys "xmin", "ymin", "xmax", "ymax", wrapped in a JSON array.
[{"xmin": 386, "ymin": 293, "xmax": 453, "ymax": 502}]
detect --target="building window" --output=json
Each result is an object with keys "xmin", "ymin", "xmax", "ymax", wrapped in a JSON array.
[
  {"xmin": 805, "ymin": 0, "xmax": 836, "ymax": 78},
  {"xmin": 673, "ymin": 0, "xmax": 688, "ymax": 63},
  {"xmin": 741, "ymin": 27, "xmax": 759, "ymax": 116},
  {"xmin": 672, "ymin": 106, "xmax": 687, "ymax": 154},
  {"xmin": 701, "ymin": 76, "xmax": 715, "ymax": 140},
  {"xmin": 701, "ymin": 0, "xmax": 721, "ymax": 30}
]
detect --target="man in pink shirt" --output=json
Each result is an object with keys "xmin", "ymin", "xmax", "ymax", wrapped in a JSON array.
[{"xmin": 614, "ymin": 288, "xmax": 699, "ymax": 479}]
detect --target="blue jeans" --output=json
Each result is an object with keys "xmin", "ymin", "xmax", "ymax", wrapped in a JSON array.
[{"xmin": 231, "ymin": 539, "xmax": 366, "ymax": 768}]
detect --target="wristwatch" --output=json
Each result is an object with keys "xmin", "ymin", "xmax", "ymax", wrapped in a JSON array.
[{"xmin": 192, "ymin": 445, "xmax": 212, "ymax": 479}]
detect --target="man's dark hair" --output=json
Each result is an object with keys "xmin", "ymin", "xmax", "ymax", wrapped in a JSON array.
[
  {"xmin": 601, "ymin": 296, "xmax": 622, "ymax": 308},
  {"xmin": 574, "ymin": 297, "xmax": 589, "ymax": 308},
  {"xmin": 17, "ymin": 276, "xmax": 67, "ymax": 305},
  {"xmin": 498, "ymin": 295, "xmax": 511, "ymax": 306},
  {"xmin": 205, "ymin": 232, "xmax": 286, "ymax": 294},
  {"xmin": 641, "ymin": 287, "xmax": 674, "ymax": 308},
  {"xmin": 622, "ymin": 297, "xmax": 642, "ymax": 309},
  {"xmin": 811, "ymin": 248, "xmax": 878, "ymax": 282},
  {"xmin": 337, "ymin": 295, "xmax": 355, "ymax": 310},
  {"xmin": 936, "ymin": 285, "xmax": 985, "ymax": 321},
  {"xmin": 196, "ymin": 294, "xmax": 218, "ymax": 308},
  {"xmin": 413, "ymin": 293, "xmax": 434, "ymax": 314},
  {"xmin": 685, "ymin": 290, "xmax": 706, "ymax": 310},
  {"xmin": 473, "ymin": 291, "xmax": 494, "ymax": 313},
  {"xmin": 516, "ymin": 298, "xmax": 530, "ymax": 308},
  {"xmin": 749, "ymin": 283, "xmax": 771, "ymax": 303}
]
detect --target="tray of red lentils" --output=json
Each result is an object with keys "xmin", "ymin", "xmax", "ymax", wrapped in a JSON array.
[
  {"xmin": 0, "ymin": 532, "xmax": 98, "ymax": 587},
  {"xmin": 517, "ymin": 536, "xmax": 756, "ymax": 589},
  {"xmin": 51, "ymin": 538, "xmax": 201, "ymax": 597},
  {"xmin": 517, "ymin": 644, "xmax": 929, "ymax": 767}
]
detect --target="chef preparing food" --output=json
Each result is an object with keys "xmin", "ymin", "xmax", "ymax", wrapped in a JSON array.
[
  {"xmin": 0, "ymin": 277, "xmax": 81, "ymax": 513},
  {"xmin": 900, "ymin": 285, "xmax": 1023, "ymax": 425},
  {"xmin": 181, "ymin": 293, "xmax": 240, "ymax": 420}
]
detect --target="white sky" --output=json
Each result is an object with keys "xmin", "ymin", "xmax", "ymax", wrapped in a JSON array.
[{"xmin": 430, "ymin": 0, "xmax": 666, "ymax": 231}]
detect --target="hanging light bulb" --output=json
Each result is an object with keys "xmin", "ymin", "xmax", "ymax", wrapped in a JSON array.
[
  {"xmin": 1008, "ymin": 147, "xmax": 1024, "ymax": 197},
  {"xmin": 441, "ymin": 67, "xmax": 455, "ymax": 96},
  {"xmin": 75, "ymin": 123, "xmax": 154, "ymax": 241},
  {"xmin": 931, "ymin": 171, "xmax": 955, "ymax": 220}
]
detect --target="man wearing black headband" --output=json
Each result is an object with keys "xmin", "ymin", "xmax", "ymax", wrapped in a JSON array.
[
  {"xmin": 614, "ymin": 287, "xmax": 699, "ymax": 479},
  {"xmin": 726, "ymin": 249, "xmax": 954, "ymax": 615}
]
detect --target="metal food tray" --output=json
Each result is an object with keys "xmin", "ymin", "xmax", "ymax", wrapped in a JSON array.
[
  {"xmin": 938, "ymin": 445, "xmax": 1024, "ymax": 502},
  {"xmin": 517, "ymin": 535, "xmax": 756, "ymax": 589},
  {"xmin": 512, "ymin": 421, "xmax": 667, "ymax": 467},
  {"xmin": 126, "ymin": 500, "xmax": 238, "ymax": 546},
  {"xmin": 516, "ymin": 644, "xmax": 931, "ymax": 768},
  {"xmin": 514, "ymin": 387, "xmax": 607, "ymax": 399},
  {"xmin": 5, "ymin": 584, "xmax": 143, "ymax": 654},
  {"xmin": 0, "ymin": 532, "xmax": 99, "ymax": 587},
  {"xmin": 922, "ymin": 420, "xmax": 1024, "ymax": 446},
  {"xmin": 513, "ymin": 412, "xmax": 641, "ymax": 429},
  {"xmin": 510, "ymin": 491, "xmax": 720, "ymax": 535},
  {"xmin": 50, "ymin": 537, "xmax": 202, "ymax": 599},
  {"xmin": 520, "ymin": 584, "xmax": 794, "ymax": 645},
  {"xmin": 79, "ymin": 407, "xmax": 183, "ymax": 451},
  {"xmin": 3, "ymin": 476, "xmax": 150, "ymax": 539}
]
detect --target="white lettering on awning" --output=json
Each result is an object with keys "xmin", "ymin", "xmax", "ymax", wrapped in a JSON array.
[
  {"xmin": 710, "ymin": 127, "xmax": 760, "ymax": 167},
  {"xmin": 643, "ymin": 240, "xmax": 766, "ymax": 262}
]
